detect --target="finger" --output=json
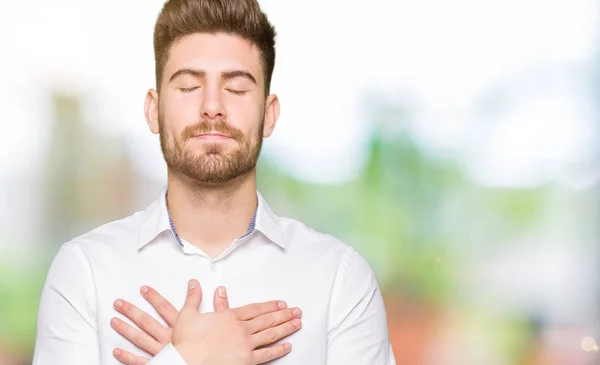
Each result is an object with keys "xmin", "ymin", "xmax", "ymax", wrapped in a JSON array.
[
  {"xmin": 246, "ymin": 307, "xmax": 302, "ymax": 334},
  {"xmin": 140, "ymin": 285, "xmax": 178, "ymax": 327},
  {"xmin": 110, "ymin": 317, "xmax": 163, "ymax": 356},
  {"xmin": 251, "ymin": 318, "xmax": 302, "ymax": 348},
  {"xmin": 232, "ymin": 300, "xmax": 287, "ymax": 321},
  {"xmin": 113, "ymin": 299, "xmax": 172, "ymax": 345},
  {"xmin": 213, "ymin": 286, "xmax": 230, "ymax": 312},
  {"xmin": 182, "ymin": 279, "xmax": 202, "ymax": 312},
  {"xmin": 113, "ymin": 348, "xmax": 150, "ymax": 365},
  {"xmin": 252, "ymin": 342, "xmax": 292, "ymax": 364}
]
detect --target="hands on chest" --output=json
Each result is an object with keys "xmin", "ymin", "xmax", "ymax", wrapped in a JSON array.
[{"xmin": 110, "ymin": 279, "xmax": 303, "ymax": 365}]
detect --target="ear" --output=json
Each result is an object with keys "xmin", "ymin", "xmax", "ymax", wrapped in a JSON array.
[
  {"xmin": 144, "ymin": 89, "xmax": 160, "ymax": 134},
  {"xmin": 263, "ymin": 94, "xmax": 280, "ymax": 138}
]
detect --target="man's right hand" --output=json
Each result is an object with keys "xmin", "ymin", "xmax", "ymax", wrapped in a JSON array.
[{"xmin": 111, "ymin": 280, "xmax": 302, "ymax": 365}]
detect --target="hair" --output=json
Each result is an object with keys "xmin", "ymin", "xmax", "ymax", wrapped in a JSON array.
[{"xmin": 153, "ymin": 0, "xmax": 277, "ymax": 94}]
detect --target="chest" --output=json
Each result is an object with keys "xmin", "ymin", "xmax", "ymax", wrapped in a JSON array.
[{"xmin": 94, "ymin": 251, "xmax": 333, "ymax": 364}]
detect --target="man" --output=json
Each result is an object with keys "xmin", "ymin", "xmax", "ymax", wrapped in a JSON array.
[{"xmin": 33, "ymin": 0, "xmax": 396, "ymax": 364}]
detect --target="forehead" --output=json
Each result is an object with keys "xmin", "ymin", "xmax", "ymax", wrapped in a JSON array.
[{"xmin": 164, "ymin": 32, "xmax": 263, "ymax": 83}]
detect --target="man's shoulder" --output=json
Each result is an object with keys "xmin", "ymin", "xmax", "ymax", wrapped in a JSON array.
[
  {"xmin": 278, "ymin": 216, "xmax": 354, "ymax": 257},
  {"xmin": 277, "ymin": 217, "xmax": 377, "ymax": 284},
  {"xmin": 61, "ymin": 209, "xmax": 145, "ymax": 254}
]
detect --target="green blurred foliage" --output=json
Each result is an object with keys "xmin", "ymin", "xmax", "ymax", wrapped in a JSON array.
[
  {"xmin": 258, "ymin": 131, "xmax": 547, "ymax": 303},
  {"xmin": 0, "ymin": 262, "xmax": 47, "ymax": 357}
]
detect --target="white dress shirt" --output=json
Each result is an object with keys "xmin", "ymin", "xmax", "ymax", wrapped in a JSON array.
[{"xmin": 33, "ymin": 188, "xmax": 396, "ymax": 365}]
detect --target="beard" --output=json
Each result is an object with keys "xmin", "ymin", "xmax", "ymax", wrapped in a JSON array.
[{"xmin": 159, "ymin": 112, "xmax": 264, "ymax": 185}]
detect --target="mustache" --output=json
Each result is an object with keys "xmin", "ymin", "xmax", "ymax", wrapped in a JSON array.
[{"xmin": 180, "ymin": 120, "xmax": 244, "ymax": 141}]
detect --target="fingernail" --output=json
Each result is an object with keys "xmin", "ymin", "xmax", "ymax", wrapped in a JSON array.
[
  {"xmin": 293, "ymin": 308, "xmax": 302, "ymax": 316},
  {"xmin": 284, "ymin": 343, "xmax": 291, "ymax": 351},
  {"xmin": 278, "ymin": 301, "xmax": 287, "ymax": 309},
  {"xmin": 140, "ymin": 286, "xmax": 148, "ymax": 294},
  {"xmin": 218, "ymin": 286, "xmax": 227, "ymax": 298},
  {"xmin": 114, "ymin": 300, "xmax": 123, "ymax": 308},
  {"xmin": 113, "ymin": 349, "xmax": 121, "ymax": 357},
  {"xmin": 111, "ymin": 318, "xmax": 120, "ymax": 326},
  {"xmin": 188, "ymin": 280, "xmax": 196, "ymax": 290},
  {"xmin": 292, "ymin": 319, "xmax": 302, "ymax": 327}
]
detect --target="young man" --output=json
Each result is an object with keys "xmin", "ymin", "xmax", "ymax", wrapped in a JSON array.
[{"xmin": 33, "ymin": 0, "xmax": 396, "ymax": 364}]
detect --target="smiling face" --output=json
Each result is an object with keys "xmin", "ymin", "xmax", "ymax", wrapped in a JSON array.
[{"xmin": 144, "ymin": 32, "xmax": 280, "ymax": 185}]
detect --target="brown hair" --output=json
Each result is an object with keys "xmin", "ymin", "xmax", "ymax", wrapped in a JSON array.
[{"xmin": 153, "ymin": 0, "xmax": 277, "ymax": 94}]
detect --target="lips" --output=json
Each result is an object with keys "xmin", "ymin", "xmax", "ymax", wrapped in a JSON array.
[{"xmin": 192, "ymin": 133, "xmax": 231, "ymax": 140}]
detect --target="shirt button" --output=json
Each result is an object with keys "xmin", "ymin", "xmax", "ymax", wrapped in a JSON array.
[{"xmin": 210, "ymin": 263, "xmax": 217, "ymax": 272}]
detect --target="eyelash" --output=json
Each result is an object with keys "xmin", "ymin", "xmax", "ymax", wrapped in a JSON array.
[
  {"xmin": 178, "ymin": 87, "xmax": 247, "ymax": 95},
  {"xmin": 226, "ymin": 89, "xmax": 247, "ymax": 95}
]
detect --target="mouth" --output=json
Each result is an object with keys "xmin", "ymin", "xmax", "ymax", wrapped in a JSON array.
[{"xmin": 192, "ymin": 133, "xmax": 231, "ymax": 140}]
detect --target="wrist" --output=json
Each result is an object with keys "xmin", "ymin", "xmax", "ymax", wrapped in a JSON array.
[{"xmin": 173, "ymin": 342, "xmax": 203, "ymax": 365}]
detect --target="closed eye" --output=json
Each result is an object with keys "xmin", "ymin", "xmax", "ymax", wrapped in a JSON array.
[
  {"xmin": 226, "ymin": 89, "xmax": 248, "ymax": 95},
  {"xmin": 179, "ymin": 87, "xmax": 199, "ymax": 92}
]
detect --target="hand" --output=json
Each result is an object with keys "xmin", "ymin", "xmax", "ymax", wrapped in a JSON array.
[{"xmin": 111, "ymin": 280, "xmax": 302, "ymax": 365}]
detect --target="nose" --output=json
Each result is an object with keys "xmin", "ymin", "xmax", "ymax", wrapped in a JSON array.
[{"xmin": 199, "ymin": 83, "xmax": 226, "ymax": 120}]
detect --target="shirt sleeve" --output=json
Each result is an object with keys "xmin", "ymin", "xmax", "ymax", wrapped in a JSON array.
[
  {"xmin": 32, "ymin": 243, "xmax": 101, "ymax": 365},
  {"xmin": 147, "ymin": 343, "xmax": 188, "ymax": 365},
  {"xmin": 326, "ymin": 247, "xmax": 397, "ymax": 365}
]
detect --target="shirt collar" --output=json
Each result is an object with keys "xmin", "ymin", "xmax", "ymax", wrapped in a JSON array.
[
  {"xmin": 254, "ymin": 191, "xmax": 285, "ymax": 248},
  {"xmin": 137, "ymin": 187, "xmax": 285, "ymax": 250}
]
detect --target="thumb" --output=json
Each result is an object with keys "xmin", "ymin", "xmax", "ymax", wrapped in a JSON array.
[
  {"xmin": 213, "ymin": 286, "xmax": 230, "ymax": 312},
  {"xmin": 182, "ymin": 279, "xmax": 202, "ymax": 312}
]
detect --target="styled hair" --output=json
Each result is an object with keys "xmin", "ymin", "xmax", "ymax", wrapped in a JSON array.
[{"xmin": 153, "ymin": 0, "xmax": 276, "ymax": 94}]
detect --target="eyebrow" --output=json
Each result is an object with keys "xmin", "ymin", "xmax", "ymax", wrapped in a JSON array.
[
  {"xmin": 222, "ymin": 70, "xmax": 257, "ymax": 85},
  {"xmin": 169, "ymin": 68, "xmax": 257, "ymax": 85},
  {"xmin": 169, "ymin": 68, "xmax": 205, "ymax": 83}
]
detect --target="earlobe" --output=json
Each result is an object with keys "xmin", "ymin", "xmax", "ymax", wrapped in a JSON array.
[
  {"xmin": 263, "ymin": 94, "xmax": 280, "ymax": 138},
  {"xmin": 144, "ymin": 89, "xmax": 160, "ymax": 134}
]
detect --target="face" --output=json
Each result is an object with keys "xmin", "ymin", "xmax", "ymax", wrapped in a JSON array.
[{"xmin": 144, "ymin": 32, "xmax": 279, "ymax": 185}]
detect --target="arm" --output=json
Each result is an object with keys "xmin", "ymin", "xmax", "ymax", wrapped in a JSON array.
[
  {"xmin": 33, "ymin": 243, "xmax": 100, "ymax": 365},
  {"xmin": 326, "ymin": 247, "xmax": 396, "ymax": 365}
]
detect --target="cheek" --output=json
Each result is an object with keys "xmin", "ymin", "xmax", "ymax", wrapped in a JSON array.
[
  {"xmin": 162, "ymin": 95, "xmax": 200, "ymax": 130},
  {"xmin": 224, "ymin": 96, "xmax": 263, "ymax": 130}
]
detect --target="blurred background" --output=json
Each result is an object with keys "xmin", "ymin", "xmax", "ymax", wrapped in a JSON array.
[{"xmin": 1, "ymin": 0, "xmax": 599, "ymax": 364}]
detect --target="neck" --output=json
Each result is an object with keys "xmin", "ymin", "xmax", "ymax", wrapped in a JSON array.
[{"xmin": 166, "ymin": 169, "xmax": 258, "ymax": 258}]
